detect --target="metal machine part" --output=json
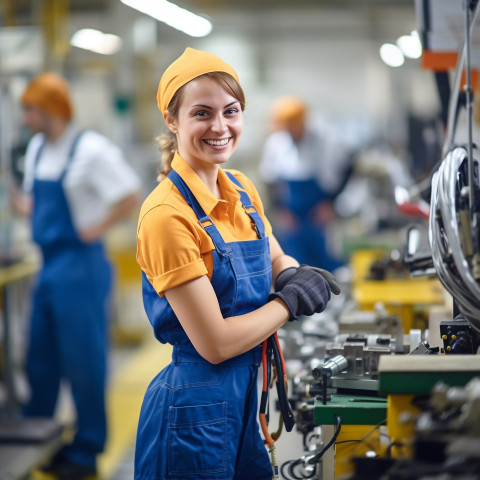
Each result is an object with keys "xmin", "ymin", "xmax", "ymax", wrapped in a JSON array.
[
  {"xmin": 285, "ymin": 334, "xmax": 394, "ymax": 477},
  {"xmin": 408, "ymin": 340, "xmax": 439, "ymax": 355},
  {"xmin": 418, "ymin": 378, "xmax": 480, "ymax": 436},
  {"xmin": 429, "ymin": 147, "xmax": 480, "ymax": 330},
  {"xmin": 338, "ymin": 303, "xmax": 404, "ymax": 354},
  {"xmin": 350, "ymin": 378, "xmax": 480, "ymax": 480},
  {"xmin": 316, "ymin": 355, "xmax": 349, "ymax": 378},
  {"xmin": 288, "ymin": 333, "xmax": 397, "ymax": 424},
  {"xmin": 323, "ymin": 334, "xmax": 396, "ymax": 392},
  {"xmin": 428, "ymin": 0, "xmax": 480, "ymax": 334},
  {"xmin": 440, "ymin": 315, "xmax": 479, "ymax": 354}
]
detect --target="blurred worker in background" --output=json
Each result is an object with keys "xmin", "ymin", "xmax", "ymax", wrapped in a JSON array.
[
  {"xmin": 13, "ymin": 72, "xmax": 142, "ymax": 480},
  {"xmin": 259, "ymin": 96, "xmax": 351, "ymax": 271}
]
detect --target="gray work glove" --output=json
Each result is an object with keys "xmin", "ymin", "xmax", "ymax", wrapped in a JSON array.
[
  {"xmin": 275, "ymin": 264, "xmax": 341, "ymax": 295},
  {"xmin": 269, "ymin": 267, "xmax": 332, "ymax": 320}
]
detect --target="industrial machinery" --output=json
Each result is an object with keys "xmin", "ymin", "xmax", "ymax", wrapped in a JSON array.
[
  {"xmin": 276, "ymin": 2, "xmax": 480, "ymax": 479},
  {"xmin": 267, "ymin": 2, "xmax": 480, "ymax": 478},
  {"xmin": 280, "ymin": 320, "xmax": 480, "ymax": 479},
  {"xmin": 280, "ymin": 329, "xmax": 400, "ymax": 480},
  {"xmin": 347, "ymin": 356, "xmax": 480, "ymax": 480}
]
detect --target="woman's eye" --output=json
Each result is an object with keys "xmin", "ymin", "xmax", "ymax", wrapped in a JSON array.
[
  {"xmin": 194, "ymin": 110, "xmax": 208, "ymax": 117},
  {"xmin": 225, "ymin": 108, "xmax": 238, "ymax": 115}
]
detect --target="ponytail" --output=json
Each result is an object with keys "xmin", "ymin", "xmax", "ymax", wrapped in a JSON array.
[{"xmin": 156, "ymin": 132, "xmax": 177, "ymax": 181}]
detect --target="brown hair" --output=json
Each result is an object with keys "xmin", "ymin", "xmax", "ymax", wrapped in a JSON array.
[{"xmin": 156, "ymin": 71, "xmax": 246, "ymax": 181}]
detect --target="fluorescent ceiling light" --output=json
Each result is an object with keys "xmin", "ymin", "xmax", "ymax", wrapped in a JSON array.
[
  {"xmin": 397, "ymin": 31, "xmax": 422, "ymax": 59},
  {"xmin": 379, "ymin": 43, "xmax": 405, "ymax": 68},
  {"xmin": 120, "ymin": 0, "xmax": 212, "ymax": 38},
  {"xmin": 71, "ymin": 28, "xmax": 122, "ymax": 55}
]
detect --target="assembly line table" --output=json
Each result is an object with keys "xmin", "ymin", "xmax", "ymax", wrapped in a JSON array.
[
  {"xmin": 0, "ymin": 255, "xmax": 39, "ymax": 413},
  {"xmin": 0, "ymin": 256, "xmax": 64, "ymax": 479},
  {"xmin": 0, "ymin": 418, "xmax": 64, "ymax": 480}
]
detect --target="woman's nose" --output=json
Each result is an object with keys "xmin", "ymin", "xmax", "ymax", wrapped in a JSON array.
[{"xmin": 211, "ymin": 113, "xmax": 227, "ymax": 133}]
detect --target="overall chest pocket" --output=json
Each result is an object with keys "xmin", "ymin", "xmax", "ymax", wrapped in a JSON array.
[{"xmin": 167, "ymin": 401, "xmax": 228, "ymax": 477}]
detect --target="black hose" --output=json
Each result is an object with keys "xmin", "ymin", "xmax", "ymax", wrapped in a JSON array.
[{"xmin": 307, "ymin": 415, "xmax": 342, "ymax": 465}]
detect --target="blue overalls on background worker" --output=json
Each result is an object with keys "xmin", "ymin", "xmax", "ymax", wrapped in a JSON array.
[
  {"xmin": 15, "ymin": 72, "xmax": 142, "ymax": 480},
  {"xmin": 259, "ymin": 96, "xmax": 351, "ymax": 272},
  {"xmin": 134, "ymin": 48, "xmax": 340, "ymax": 480}
]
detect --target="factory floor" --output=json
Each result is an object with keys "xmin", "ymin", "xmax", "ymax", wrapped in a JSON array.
[{"xmin": 27, "ymin": 329, "xmax": 305, "ymax": 480}]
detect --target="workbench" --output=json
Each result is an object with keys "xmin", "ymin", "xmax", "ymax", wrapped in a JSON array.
[
  {"xmin": 314, "ymin": 394, "xmax": 388, "ymax": 479},
  {"xmin": 0, "ymin": 256, "xmax": 64, "ymax": 479}
]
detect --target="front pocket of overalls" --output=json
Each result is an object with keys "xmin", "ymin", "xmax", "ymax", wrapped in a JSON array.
[{"xmin": 167, "ymin": 402, "xmax": 228, "ymax": 476}]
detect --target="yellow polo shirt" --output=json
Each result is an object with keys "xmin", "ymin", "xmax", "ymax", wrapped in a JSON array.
[{"xmin": 137, "ymin": 153, "xmax": 272, "ymax": 296}]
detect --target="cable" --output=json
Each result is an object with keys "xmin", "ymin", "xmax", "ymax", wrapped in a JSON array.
[
  {"xmin": 385, "ymin": 441, "xmax": 405, "ymax": 458},
  {"xmin": 304, "ymin": 430, "xmax": 321, "ymax": 450},
  {"xmin": 334, "ymin": 439, "xmax": 377, "ymax": 453},
  {"xmin": 286, "ymin": 457, "xmax": 316, "ymax": 480},
  {"xmin": 443, "ymin": 0, "xmax": 480, "ymax": 156},
  {"xmin": 307, "ymin": 415, "xmax": 342, "ymax": 465},
  {"xmin": 280, "ymin": 460, "xmax": 294, "ymax": 479},
  {"xmin": 429, "ymin": 146, "xmax": 480, "ymax": 331},
  {"xmin": 428, "ymin": 2, "xmax": 480, "ymax": 332},
  {"xmin": 280, "ymin": 418, "xmax": 385, "ymax": 478}
]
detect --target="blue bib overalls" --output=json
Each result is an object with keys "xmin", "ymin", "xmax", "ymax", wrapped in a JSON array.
[
  {"xmin": 135, "ymin": 169, "xmax": 273, "ymax": 480},
  {"xmin": 275, "ymin": 178, "xmax": 342, "ymax": 271},
  {"xmin": 23, "ymin": 133, "xmax": 112, "ymax": 470}
]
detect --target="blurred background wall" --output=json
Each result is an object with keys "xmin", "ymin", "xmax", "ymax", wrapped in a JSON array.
[{"xmin": 0, "ymin": 0, "xmax": 442, "ymax": 195}]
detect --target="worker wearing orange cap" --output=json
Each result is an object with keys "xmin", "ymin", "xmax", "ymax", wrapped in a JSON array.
[
  {"xmin": 18, "ymin": 72, "xmax": 142, "ymax": 480},
  {"xmin": 134, "ymin": 48, "xmax": 340, "ymax": 479},
  {"xmin": 259, "ymin": 96, "xmax": 350, "ymax": 271}
]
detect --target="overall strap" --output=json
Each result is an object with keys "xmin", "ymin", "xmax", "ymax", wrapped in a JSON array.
[
  {"xmin": 167, "ymin": 169, "xmax": 228, "ymax": 254},
  {"xmin": 225, "ymin": 171, "xmax": 265, "ymax": 239},
  {"xmin": 33, "ymin": 130, "xmax": 85, "ymax": 180},
  {"xmin": 60, "ymin": 131, "xmax": 85, "ymax": 180},
  {"xmin": 33, "ymin": 139, "xmax": 46, "ymax": 171}
]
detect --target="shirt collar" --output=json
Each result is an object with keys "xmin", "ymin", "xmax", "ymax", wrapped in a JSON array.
[
  {"xmin": 171, "ymin": 153, "xmax": 242, "ymax": 215},
  {"xmin": 44, "ymin": 122, "xmax": 78, "ymax": 147}
]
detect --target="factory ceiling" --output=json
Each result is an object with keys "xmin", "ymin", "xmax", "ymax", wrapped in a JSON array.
[{"xmin": 1, "ymin": 0, "xmax": 417, "ymax": 28}]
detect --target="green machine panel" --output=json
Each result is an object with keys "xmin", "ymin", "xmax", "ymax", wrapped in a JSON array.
[{"xmin": 314, "ymin": 395, "xmax": 387, "ymax": 426}]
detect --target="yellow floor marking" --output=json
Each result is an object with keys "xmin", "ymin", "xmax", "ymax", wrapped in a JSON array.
[{"xmin": 98, "ymin": 338, "xmax": 172, "ymax": 479}]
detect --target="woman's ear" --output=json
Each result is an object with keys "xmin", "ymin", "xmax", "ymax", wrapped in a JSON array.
[{"xmin": 163, "ymin": 110, "xmax": 177, "ymax": 134}]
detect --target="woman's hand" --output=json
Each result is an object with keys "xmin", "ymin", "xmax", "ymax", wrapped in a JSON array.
[{"xmin": 269, "ymin": 267, "xmax": 332, "ymax": 320}]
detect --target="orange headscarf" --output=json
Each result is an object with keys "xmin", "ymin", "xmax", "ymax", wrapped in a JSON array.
[
  {"xmin": 157, "ymin": 47, "xmax": 239, "ymax": 114},
  {"xmin": 21, "ymin": 72, "xmax": 73, "ymax": 120},
  {"xmin": 270, "ymin": 96, "xmax": 307, "ymax": 126}
]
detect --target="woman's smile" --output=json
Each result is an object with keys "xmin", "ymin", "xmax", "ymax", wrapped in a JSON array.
[{"xmin": 203, "ymin": 137, "xmax": 232, "ymax": 149}]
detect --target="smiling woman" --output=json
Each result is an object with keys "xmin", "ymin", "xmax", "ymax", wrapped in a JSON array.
[
  {"xmin": 133, "ymin": 47, "xmax": 339, "ymax": 480},
  {"xmin": 163, "ymin": 75, "xmax": 244, "ymax": 182}
]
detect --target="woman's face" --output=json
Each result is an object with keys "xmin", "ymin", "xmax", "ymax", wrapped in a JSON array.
[{"xmin": 166, "ymin": 75, "xmax": 244, "ymax": 171}]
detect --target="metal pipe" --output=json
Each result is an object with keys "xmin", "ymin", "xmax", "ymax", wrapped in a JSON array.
[
  {"xmin": 465, "ymin": 0, "xmax": 475, "ymax": 212},
  {"xmin": 443, "ymin": 2, "xmax": 480, "ymax": 158}
]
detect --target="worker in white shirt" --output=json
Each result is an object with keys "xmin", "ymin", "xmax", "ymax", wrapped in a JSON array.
[
  {"xmin": 16, "ymin": 72, "xmax": 142, "ymax": 480},
  {"xmin": 259, "ymin": 96, "xmax": 349, "ymax": 271}
]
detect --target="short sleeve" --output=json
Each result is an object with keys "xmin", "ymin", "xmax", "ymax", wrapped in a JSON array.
[
  {"xmin": 137, "ymin": 204, "xmax": 208, "ymax": 295},
  {"xmin": 82, "ymin": 132, "xmax": 141, "ymax": 205}
]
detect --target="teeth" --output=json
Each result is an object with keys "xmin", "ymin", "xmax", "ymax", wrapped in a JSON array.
[{"xmin": 206, "ymin": 138, "xmax": 229, "ymax": 146}]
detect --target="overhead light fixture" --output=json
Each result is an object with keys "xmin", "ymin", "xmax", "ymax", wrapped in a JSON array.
[
  {"xmin": 120, "ymin": 0, "xmax": 212, "ymax": 38},
  {"xmin": 379, "ymin": 43, "xmax": 405, "ymax": 68},
  {"xmin": 397, "ymin": 30, "xmax": 422, "ymax": 59},
  {"xmin": 71, "ymin": 28, "xmax": 122, "ymax": 55}
]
